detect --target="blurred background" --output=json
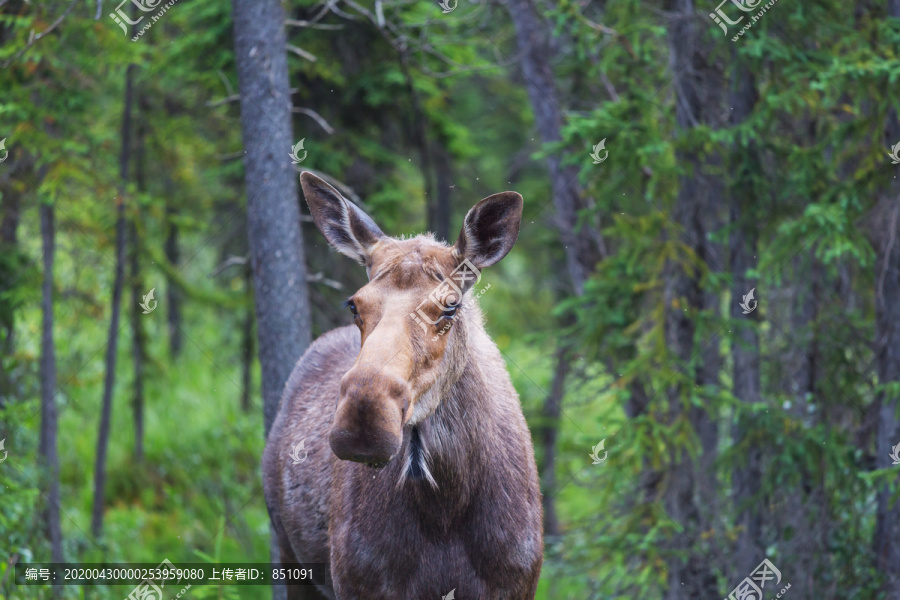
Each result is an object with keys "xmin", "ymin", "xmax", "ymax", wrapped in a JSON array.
[{"xmin": 1, "ymin": 0, "xmax": 899, "ymax": 598}]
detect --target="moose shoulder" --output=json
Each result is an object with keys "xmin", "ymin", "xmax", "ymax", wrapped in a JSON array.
[{"xmin": 262, "ymin": 172, "xmax": 544, "ymax": 600}]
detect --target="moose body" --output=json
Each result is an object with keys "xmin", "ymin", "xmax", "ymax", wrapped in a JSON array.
[{"xmin": 262, "ymin": 173, "xmax": 543, "ymax": 600}]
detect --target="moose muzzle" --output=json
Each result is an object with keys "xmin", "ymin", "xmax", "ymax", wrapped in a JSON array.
[{"xmin": 329, "ymin": 368, "xmax": 409, "ymax": 467}]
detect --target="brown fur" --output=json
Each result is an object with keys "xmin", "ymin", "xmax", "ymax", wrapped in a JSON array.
[{"xmin": 262, "ymin": 175, "xmax": 543, "ymax": 600}]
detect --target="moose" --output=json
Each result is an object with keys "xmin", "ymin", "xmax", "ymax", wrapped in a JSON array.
[{"xmin": 262, "ymin": 172, "xmax": 544, "ymax": 599}]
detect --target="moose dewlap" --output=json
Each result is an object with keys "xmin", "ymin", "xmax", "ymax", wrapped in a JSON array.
[{"xmin": 262, "ymin": 172, "xmax": 544, "ymax": 600}]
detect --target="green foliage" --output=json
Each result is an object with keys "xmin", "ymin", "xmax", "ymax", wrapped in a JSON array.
[{"xmin": 1, "ymin": 0, "xmax": 898, "ymax": 598}]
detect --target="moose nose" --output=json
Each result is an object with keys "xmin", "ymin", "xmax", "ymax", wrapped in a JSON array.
[{"xmin": 329, "ymin": 369, "xmax": 408, "ymax": 467}]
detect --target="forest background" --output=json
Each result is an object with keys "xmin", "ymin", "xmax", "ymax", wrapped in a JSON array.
[{"xmin": 1, "ymin": 0, "xmax": 900, "ymax": 598}]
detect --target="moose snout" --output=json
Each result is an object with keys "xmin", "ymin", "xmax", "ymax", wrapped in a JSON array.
[{"xmin": 329, "ymin": 369, "xmax": 409, "ymax": 467}]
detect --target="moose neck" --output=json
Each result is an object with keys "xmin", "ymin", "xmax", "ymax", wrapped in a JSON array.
[{"xmin": 399, "ymin": 303, "xmax": 495, "ymax": 496}]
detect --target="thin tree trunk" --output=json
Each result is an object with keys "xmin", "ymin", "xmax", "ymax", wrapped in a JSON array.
[
  {"xmin": 129, "ymin": 220, "xmax": 145, "ymax": 463},
  {"xmin": 399, "ymin": 52, "xmax": 436, "ymax": 236},
  {"xmin": 231, "ymin": 1, "xmax": 313, "ymax": 594},
  {"xmin": 241, "ymin": 263, "xmax": 254, "ymax": 413},
  {"xmin": 91, "ymin": 61, "xmax": 135, "ymax": 538},
  {"xmin": 0, "ymin": 187, "xmax": 21, "ymax": 407},
  {"xmin": 165, "ymin": 203, "xmax": 183, "ymax": 358},
  {"xmin": 431, "ymin": 143, "xmax": 453, "ymax": 243},
  {"xmin": 499, "ymin": 0, "xmax": 602, "ymax": 295},
  {"xmin": 39, "ymin": 203, "xmax": 63, "ymax": 563},
  {"xmin": 541, "ymin": 344, "xmax": 571, "ymax": 538},
  {"xmin": 728, "ymin": 52, "xmax": 763, "ymax": 577},
  {"xmin": 131, "ymin": 93, "xmax": 148, "ymax": 463},
  {"xmin": 499, "ymin": 0, "xmax": 605, "ymax": 539}
]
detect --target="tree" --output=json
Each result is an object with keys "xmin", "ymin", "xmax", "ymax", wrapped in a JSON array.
[
  {"xmin": 500, "ymin": 0, "xmax": 605, "ymax": 539},
  {"xmin": 91, "ymin": 61, "xmax": 135, "ymax": 538},
  {"xmin": 728, "ymin": 51, "xmax": 764, "ymax": 577},
  {"xmin": 871, "ymin": 1, "xmax": 900, "ymax": 577},
  {"xmin": 231, "ymin": 0, "xmax": 313, "ymax": 591},
  {"xmin": 661, "ymin": 1, "xmax": 722, "ymax": 596},
  {"xmin": 39, "ymin": 202, "xmax": 62, "ymax": 563}
]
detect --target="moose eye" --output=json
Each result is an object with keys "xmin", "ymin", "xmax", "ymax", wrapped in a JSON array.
[
  {"xmin": 344, "ymin": 298, "xmax": 361, "ymax": 323},
  {"xmin": 442, "ymin": 303, "xmax": 459, "ymax": 320}
]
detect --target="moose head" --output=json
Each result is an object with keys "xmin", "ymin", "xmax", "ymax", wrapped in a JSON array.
[{"xmin": 299, "ymin": 172, "xmax": 523, "ymax": 468}]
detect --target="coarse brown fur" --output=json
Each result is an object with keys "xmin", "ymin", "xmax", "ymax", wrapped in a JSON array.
[{"xmin": 262, "ymin": 173, "xmax": 543, "ymax": 600}]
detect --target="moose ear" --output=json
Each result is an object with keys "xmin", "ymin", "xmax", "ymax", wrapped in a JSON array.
[
  {"xmin": 453, "ymin": 191, "xmax": 523, "ymax": 269},
  {"xmin": 300, "ymin": 172, "xmax": 385, "ymax": 265}
]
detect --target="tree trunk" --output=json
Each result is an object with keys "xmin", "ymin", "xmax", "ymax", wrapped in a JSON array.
[
  {"xmin": 231, "ymin": 0, "xmax": 312, "ymax": 435},
  {"xmin": 871, "ymin": 174, "xmax": 900, "ymax": 595},
  {"xmin": 872, "ymin": 6, "xmax": 900, "ymax": 592},
  {"xmin": 499, "ymin": 0, "xmax": 602, "ymax": 295},
  {"xmin": 431, "ymin": 142, "xmax": 453, "ymax": 243},
  {"xmin": 39, "ymin": 202, "xmax": 63, "ymax": 563},
  {"xmin": 662, "ymin": 1, "xmax": 721, "ymax": 597},
  {"xmin": 91, "ymin": 61, "xmax": 135, "ymax": 538},
  {"xmin": 728, "ymin": 51, "xmax": 764, "ymax": 577},
  {"xmin": 399, "ymin": 52, "xmax": 438, "ymax": 239},
  {"xmin": 129, "ymin": 220, "xmax": 145, "ymax": 463},
  {"xmin": 165, "ymin": 203, "xmax": 183, "ymax": 358},
  {"xmin": 231, "ymin": 0, "xmax": 313, "ymax": 593},
  {"xmin": 241, "ymin": 263, "xmax": 254, "ymax": 413},
  {"xmin": 131, "ymin": 92, "xmax": 148, "ymax": 463},
  {"xmin": 0, "ymin": 187, "xmax": 21, "ymax": 407},
  {"xmin": 499, "ymin": 0, "xmax": 605, "ymax": 539},
  {"xmin": 541, "ymin": 344, "xmax": 571, "ymax": 538}
]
